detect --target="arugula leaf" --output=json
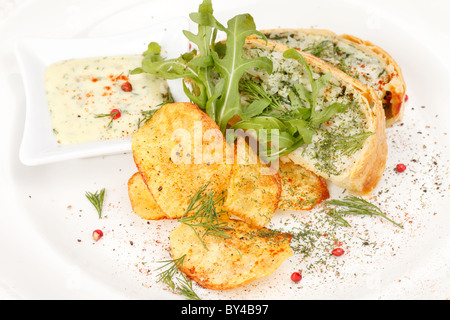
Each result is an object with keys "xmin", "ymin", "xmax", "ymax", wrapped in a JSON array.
[
  {"xmin": 232, "ymin": 116, "xmax": 288, "ymax": 131},
  {"xmin": 284, "ymin": 49, "xmax": 343, "ymax": 123},
  {"xmin": 285, "ymin": 119, "xmax": 315, "ymax": 144},
  {"xmin": 132, "ymin": 43, "xmax": 208, "ymax": 111},
  {"xmin": 133, "ymin": 0, "xmax": 272, "ymax": 133},
  {"xmin": 182, "ymin": 1, "xmax": 224, "ymax": 112},
  {"xmin": 134, "ymin": 1, "xmax": 350, "ymax": 161},
  {"xmin": 210, "ymin": 13, "xmax": 272, "ymax": 131},
  {"xmin": 241, "ymin": 99, "xmax": 271, "ymax": 119},
  {"xmin": 310, "ymin": 102, "xmax": 348, "ymax": 127},
  {"xmin": 232, "ymin": 116, "xmax": 298, "ymax": 161},
  {"xmin": 231, "ymin": 46, "xmax": 350, "ymax": 159}
]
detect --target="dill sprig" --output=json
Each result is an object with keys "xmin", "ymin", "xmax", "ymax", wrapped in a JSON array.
[
  {"xmin": 177, "ymin": 273, "xmax": 201, "ymax": 300},
  {"xmin": 137, "ymin": 90, "xmax": 174, "ymax": 128},
  {"xmin": 155, "ymin": 255, "xmax": 201, "ymax": 300},
  {"xmin": 137, "ymin": 109, "xmax": 158, "ymax": 129},
  {"xmin": 178, "ymin": 183, "xmax": 231, "ymax": 250},
  {"xmin": 85, "ymin": 188, "xmax": 105, "ymax": 218},
  {"xmin": 334, "ymin": 131, "xmax": 374, "ymax": 156},
  {"xmin": 303, "ymin": 40, "xmax": 333, "ymax": 57},
  {"xmin": 156, "ymin": 256, "xmax": 183, "ymax": 291},
  {"xmin": 94, "ymin": 110, "xmax": 120, "ymax": 129},
  {"xmin": 327, "ymin": 208, "xmax": 352, "ymax": 227},
  {"xmin": 240, "ymin": 80, "xmax": 284, "ymax": 111},
  {"xmin": 326, "ymin": 195, "xmax": 404, "ymax": 229}
]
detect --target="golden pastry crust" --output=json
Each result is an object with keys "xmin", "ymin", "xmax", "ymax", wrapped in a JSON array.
[
  {"xmin": 259, "ymin": 28, "xmax": 406, "ymax": 127},
  {"xmin": 341, "ymin": 34, "xmax": 405, "ymax": 127},
  {"xmin": 243, "ymin": 39, "xmax": 387, "ymax": 195}
]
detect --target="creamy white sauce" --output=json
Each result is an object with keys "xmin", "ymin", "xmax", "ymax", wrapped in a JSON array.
[{"xmin": 45, "ymin": 55, "xmax": 168, "ymax": 145}]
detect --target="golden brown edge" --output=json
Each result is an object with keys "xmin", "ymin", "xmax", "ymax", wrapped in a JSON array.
[
  {"xmin": 131, "ymin": 102, "xmax": 223, "ymax": 219},
  {"xmin": 172, "ymin": 218, "xmax": 293, "ymax": 290},
  {"xmin": 127, "ymin": 172, "xmax": 169, "ymax": 220},
  {"xmin": 278, "ymin": 166, "xmax": 330, "ymax": 211},
  {"xmin": 340, "ymin": 33, "xmax": 406, "ymax": 127}
]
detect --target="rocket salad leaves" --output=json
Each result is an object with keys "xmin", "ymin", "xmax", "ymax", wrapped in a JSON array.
[
  {"xmin": 133, "ymin": 0, "xmax": 348, "ymax": 160},
  {"xmin": 233, "ymin": 49, "xmax": 348, "ymax": 159},
  {"xmin": 132, "ymin": 0, "xmax": 272, "ymax": 132}
]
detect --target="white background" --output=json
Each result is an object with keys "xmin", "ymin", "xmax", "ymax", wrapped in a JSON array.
[{"xmin": 1, "ymin": 0, "xmax": 450, "ymax": 300}]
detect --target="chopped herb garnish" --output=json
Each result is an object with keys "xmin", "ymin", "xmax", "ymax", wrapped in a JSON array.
[{"xmin": 85, "ymin": 188, "xmax": 105, "ymax": 218}]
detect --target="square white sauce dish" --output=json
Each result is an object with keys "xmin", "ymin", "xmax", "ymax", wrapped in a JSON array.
[{"xmin": 15, "ymin": 17, "xmax": 189, "ymax": 166}]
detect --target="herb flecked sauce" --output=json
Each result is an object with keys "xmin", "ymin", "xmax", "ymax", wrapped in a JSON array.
[{"xmin": 45, "ymin": 55, "xmax": 169, "ymax": 145}]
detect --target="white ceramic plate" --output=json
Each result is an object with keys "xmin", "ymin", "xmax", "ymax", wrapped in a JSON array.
[
  {"xmin": 15, "ymin": 17, "xmax": 189, "ymax": 166},
  {"xmin": 1, "ymin": 0, "xmax": 450, "ymax": 300}
]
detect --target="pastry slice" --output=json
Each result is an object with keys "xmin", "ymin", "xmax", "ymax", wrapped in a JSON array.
[
  {"xmin": 260, "ymin": 28, "xmax": 406, "ymax": 126},
  {"xmin": 238, "ymin": 39, "xmax": 387, "ymax": 195}
]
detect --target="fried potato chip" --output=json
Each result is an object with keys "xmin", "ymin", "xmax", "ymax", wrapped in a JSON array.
[
  {"xmin": 128, "ymin": 172, "xmax": 167, "ymax": 220},
  {"xmin": 278, "ymin": 161, "xmax": 330, "ymax": 211},
  {"xmin": 222, "ymin": 137, "xmax": 281, "ymax": 229},
  {"xmin": 170, "ymin": 216, "xmax": 293, "ymax": 290},
  {"xmin": 132, "ymin": 102, "xmax": 232, "ymax": 219}
]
